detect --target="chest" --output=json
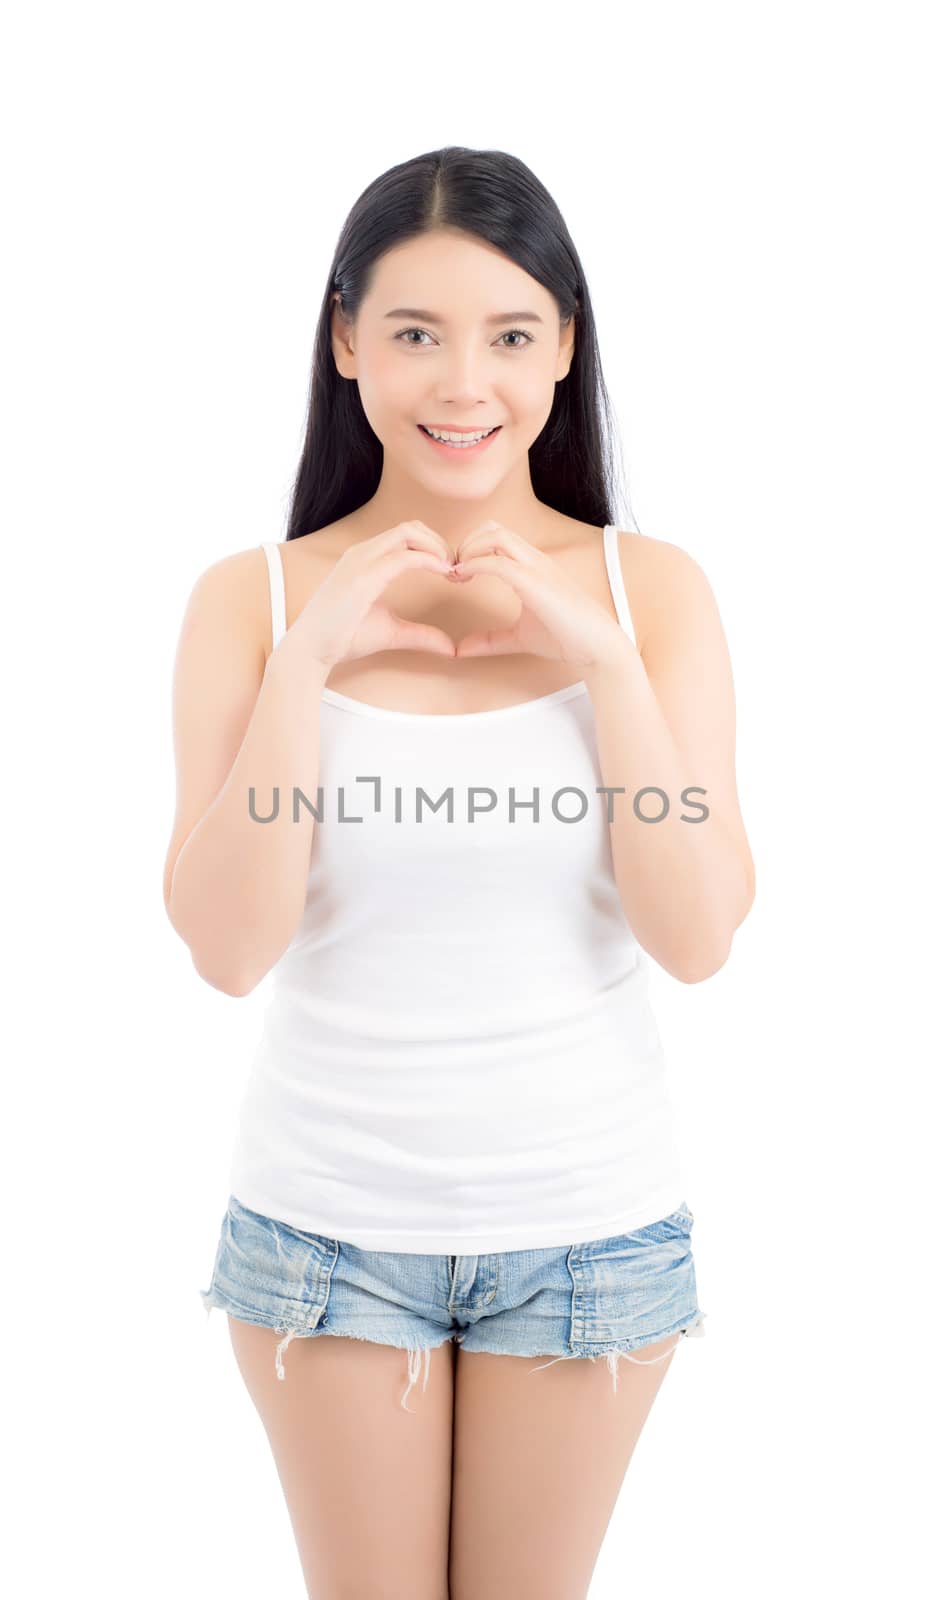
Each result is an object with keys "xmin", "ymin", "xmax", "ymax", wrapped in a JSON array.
[
  {"xmin": 307, "ymin": 693, "xmax": 615, "ymax": 901},
  {"xmin": 309, "ymin": 543, "xmax": 633, "ymax": 715}
]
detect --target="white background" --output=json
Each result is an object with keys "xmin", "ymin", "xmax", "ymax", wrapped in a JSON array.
[{"xmin": 4, "ymin": 1, "xmax": 947, "ymax": 1595}]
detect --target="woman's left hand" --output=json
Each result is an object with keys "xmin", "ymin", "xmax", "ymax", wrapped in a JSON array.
[{"xmin": 450, "ymin": 520, "xmax": 630, "ymax": 669}]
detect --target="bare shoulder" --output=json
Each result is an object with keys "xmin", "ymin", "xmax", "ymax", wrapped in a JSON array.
[
  {"xmin": 614, "ymin": 527, "xmax": 710, "ymax": 589},
  {"xmin": 185, "ymin": 525, "xmax": 340, "ymax": 618},
  {"xmin": 185, "ymin": 542, "xmax": 272, "ymax": 605},
  {"xmin": 180, "ymin": 520, "xmax": 364, "ymax": 653},
  {"xmin": 176, "ymin": 543, "xmax": 279, "ymax": 670},
  {"xmin": 614, "ymin": 529, "xmax": 723, "ymax": 657}
]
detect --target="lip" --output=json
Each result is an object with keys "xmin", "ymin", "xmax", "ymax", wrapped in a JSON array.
[{"xmin": 417, "ymin": 423, "xmax": 503, "ymax": 460}]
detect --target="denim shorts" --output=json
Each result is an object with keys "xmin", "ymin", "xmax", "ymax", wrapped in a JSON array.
[{"xmin": 199, "ymin": 1194, "xmax": 706, "ymax": 1412}]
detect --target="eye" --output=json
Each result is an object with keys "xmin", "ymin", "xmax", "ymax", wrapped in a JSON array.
[
  {"xmin": 498, "ymin": 328, "xmax": 534, "ymax": 349},
  {"xmin": 394, "ymin": 327, "xmax": 535, "ymax": 350}
]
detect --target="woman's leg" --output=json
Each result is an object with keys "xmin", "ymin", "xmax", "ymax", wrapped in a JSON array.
[
  {"xmin": 227, "ymin": 1316, "xmax": 456, "ymax": 1600},
  {"xmin": 448, "ymin": 1333, "xmax": 680, "ymax": 1600}
]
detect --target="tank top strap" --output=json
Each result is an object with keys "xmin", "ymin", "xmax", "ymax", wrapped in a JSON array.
[
  {"xmin": 602, "ymin": 525, "xmax": 638, "ymax": 649},
  {"xmin": 261, "ymin": 541, "xmax": 287, "ymax": 652}
]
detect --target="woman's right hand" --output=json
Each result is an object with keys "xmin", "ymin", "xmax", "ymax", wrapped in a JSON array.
[{"xmin": 282, "ymin": 521, "xmax": 459, "ymax": 670}]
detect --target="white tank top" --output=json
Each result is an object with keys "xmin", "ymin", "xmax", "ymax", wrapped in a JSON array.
[{"xmin": 227, "ymin": 525, "xmax": 686, "ymax": 1252}]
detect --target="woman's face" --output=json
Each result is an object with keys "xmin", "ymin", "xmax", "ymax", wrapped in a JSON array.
[{"xmin": 331, "ymin": 228, "xmax": 575, "ymax": 508}]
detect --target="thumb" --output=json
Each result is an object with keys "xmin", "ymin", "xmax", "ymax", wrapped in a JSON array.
[
  {"xmin": 386, "ymin": 616, "xmax": 458, "ymax": 657},
  {"xmin": 455, "ymin": 625, "xmax": 522, "ymax": 658}
]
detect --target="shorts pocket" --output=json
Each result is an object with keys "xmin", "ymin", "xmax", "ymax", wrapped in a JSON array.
[
  {"xmin": 569, "ymin": 1205, "xmax": 699, "ymax": 1350},
  {"xmin": 623, "ymin": 1201, "xmax": 693, "ymax": 1242},
  {"xmin": 210, "ymin": 1196, "xmax": 338, "ymax": 1331},
  {"xmin": 227, "ymin": 1195, "xmax": 338, "ymax": 1257}
]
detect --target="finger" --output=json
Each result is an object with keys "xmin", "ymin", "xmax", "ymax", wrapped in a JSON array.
[
  {"xmin": 368, "ymin": 548, "xmax": 455, "ymax": 592},
  {"xmin": 367, "ymin": 520, "xmax": 454, "ymax": 563},
  {"xmin": 452, "ymin": 551, "xmax": 533, "ymax": 595},
  {"xmin": 454, "ymin": 626, "xmax": 525, "ymax": 658},
  {"xmin": 383, "ymin": 618, "xmax": 457, "ymax": 657},
  {"xmin": 456, "ymin": 522, "xmax": 541, "ymax": 564}
]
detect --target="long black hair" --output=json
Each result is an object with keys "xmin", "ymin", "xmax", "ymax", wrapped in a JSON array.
[{"xmin": 285, "ymin": 145, "xmax": 635, "ymax": 542}]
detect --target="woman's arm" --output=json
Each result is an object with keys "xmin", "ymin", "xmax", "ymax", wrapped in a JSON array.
[
  {"xmin": 163, "ymin": 550, "xmax": 329, "ymax": 996},
  {"xmin": 583, "ymin": 536, "xmax": 755, "ymax": 984}
]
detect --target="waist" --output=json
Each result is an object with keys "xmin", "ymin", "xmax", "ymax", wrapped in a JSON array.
[
  {"xmin": 231, "ymin": 974, "xmax": 677, "ymax": 1249},
  {"xmin": 264, "ymin": 947, "xmax": 654, "ymax": 1044}
]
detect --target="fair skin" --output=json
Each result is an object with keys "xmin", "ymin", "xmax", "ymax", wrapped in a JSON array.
[{"xmin": 166, "ymin": 228, "xmax": 754, "ymax": 1597}]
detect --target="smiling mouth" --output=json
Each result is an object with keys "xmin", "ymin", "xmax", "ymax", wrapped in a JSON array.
[{"xmin": 418, "ymin": 424, "xmax": 503, "ymax": 446}]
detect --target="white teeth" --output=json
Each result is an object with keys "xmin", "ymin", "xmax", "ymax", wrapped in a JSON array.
[{"xmin": 422, "ymin": 425, "xmax": 497, "ymax": 445}]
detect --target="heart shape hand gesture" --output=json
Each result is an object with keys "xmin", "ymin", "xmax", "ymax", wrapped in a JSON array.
[
  {"xmin": 450, "ymin": 520, "xmax": 628, "ymax": 671},
  {"xmin": 287, "ymin": 518, "xmax": 630, "ymax": 675}
]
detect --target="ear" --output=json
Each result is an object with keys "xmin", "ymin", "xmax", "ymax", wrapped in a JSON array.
[
  {"xmin": 555, "ymin": 302, "xmax": 578, "ymax": 383},
  {"xmin": 330, "ymin": 292, "xmax": 358, "ymax": 380}
]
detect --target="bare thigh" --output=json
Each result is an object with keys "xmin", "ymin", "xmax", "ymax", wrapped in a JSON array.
[
  {"xmin": 226, "ymin": 1316, "xmax": 456, "ymax": 1600},
  {"xmin": 448, "ymin": 1333, "xmax": 681, "ymax": 1600}
]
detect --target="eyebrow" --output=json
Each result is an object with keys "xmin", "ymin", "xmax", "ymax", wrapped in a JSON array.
[{"xmin": 382, "ymin": 307, "xmax": 545, "ymax": 325}]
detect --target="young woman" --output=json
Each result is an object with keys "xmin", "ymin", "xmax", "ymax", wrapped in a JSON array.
[{"xmin": 166, "ymin": 146, "xmax": 755, "ymax": 1600}]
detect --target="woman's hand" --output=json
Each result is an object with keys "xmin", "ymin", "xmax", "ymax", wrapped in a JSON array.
[
  {"xmin": 285, "ymin": 521, "xmax": 458, "ymax": 670},
  {"xmin": 451, "ymin": 520, "xmax": 631, "ymax": 670}
]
